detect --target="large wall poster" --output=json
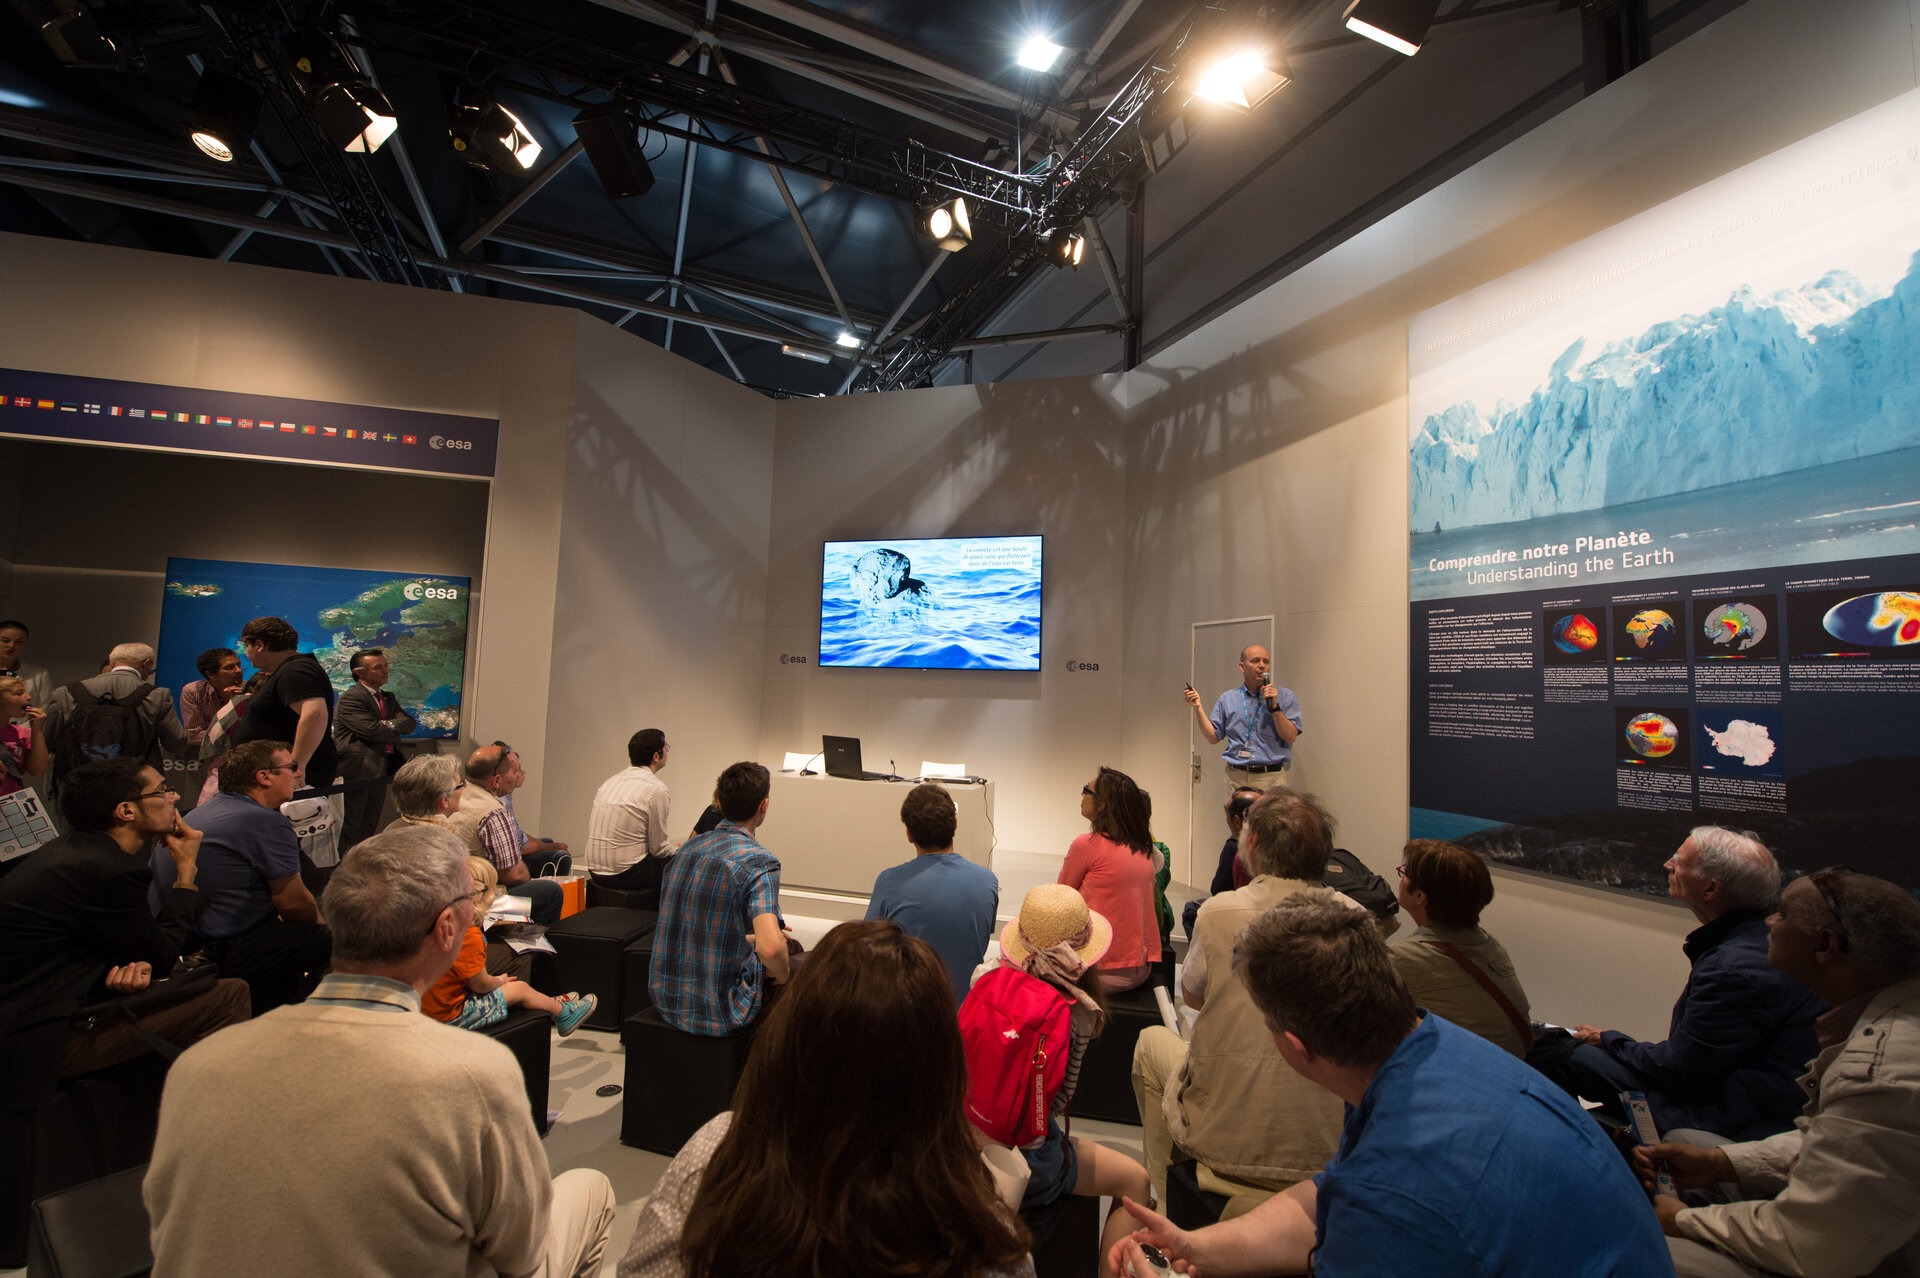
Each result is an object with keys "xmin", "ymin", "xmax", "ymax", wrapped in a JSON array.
[
  {"xmin": 1408, "ymin": 88, "xmax": 1920, "ymax": 896},
  {"xmin": 158, "ymin": 558, "xmax": 471, "ymax": 739}
]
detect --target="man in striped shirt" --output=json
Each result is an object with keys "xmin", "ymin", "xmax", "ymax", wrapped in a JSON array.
[{"xmin": 582, "ymin": 728, "xmax": 674, "ymax": 894}]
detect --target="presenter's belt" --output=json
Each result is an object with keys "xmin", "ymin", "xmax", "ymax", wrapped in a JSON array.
[{"xmin": 1227, "ymin": 761, "xmax": 1287, "ymax": 774}]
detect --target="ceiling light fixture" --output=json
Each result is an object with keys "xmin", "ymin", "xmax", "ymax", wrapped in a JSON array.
[
  {"xmin": 1017, "ymin": 36, "xmax": 1064, "ymax": 73},
  {"xmin": 451, "ymin": 101, "xmax": 542, "ymax": 172},
  {"xmin": 922, "ymin": 197, "xmax": 973, "ymax": 251},
  {"xmin": 781, "ymin": 344, "xmax": 831, "ymax": 363},
  {"xmin": 573, "ymin": 102, "xmax": 657, "ymax": 199},
  {"xmin": 187, "ymin": 70, "xmax": 262, "ymax": 163},
  {"xmin": 314, "ymin": 81, "xmax": 398, "ymax": 153},
  {"xmin": 1042, "ymin": 230, "xmax": 1085, "ymax": 270},
  {"xmin": 835, "ymin": 331, "xmax": 862, "ymax": 348},
  {"xmin": 1191, "ymin": 47, "xmax": 1291, "ymax": 111},
  {"xmin": 1342, "ymin": 0, "xmax": 1439, "ymax": 57},
  {"xmin": 40, "ymin": 4, "xmax": 123, "ymax": 69}
]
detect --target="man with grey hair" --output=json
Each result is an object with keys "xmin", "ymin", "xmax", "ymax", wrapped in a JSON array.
[
  {"xmin": 386, "ymin": 753, "xmax": 466, "ymax": 826},
  {"xmin": 1638, "ymin": 869, "xmax": 1920, "ymax": 1277},
  {"xmin": 1108, "ymin": 891, "xmax": 1671, "ymax": 1277},
  {"xmin": 1531, "ymin": 826, "xmax": 1824, "ymax": 1139},
  {"xmin": 44, "ymin": 640, "xmax": 192, "ymax": 792},
  {"xmin": 146, "ymin": 825, "xmax": 614, "ymax": 1278}
]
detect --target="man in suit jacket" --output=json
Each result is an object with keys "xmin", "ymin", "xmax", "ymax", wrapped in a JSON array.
[
  {"xmin": 42, "ymin": 641, "xmax": 192, "ymax": 793},
  {"xmin": 331, "ymin": 648, "xmax": 415, "ymax": 852}
]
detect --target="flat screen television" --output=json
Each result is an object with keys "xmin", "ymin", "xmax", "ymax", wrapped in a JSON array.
[{"xmin": 819, "ymin": 535, "xmax": 1042, "ymax": 670}]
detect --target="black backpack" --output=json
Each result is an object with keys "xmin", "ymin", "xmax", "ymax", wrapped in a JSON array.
[
  {"xmin": 1323, "ymin": 846, "xmax": 1400, "ymax": 923},
  {"xmin": 54, "ymin": 680, "xmax": 157, "ymax": 781}
]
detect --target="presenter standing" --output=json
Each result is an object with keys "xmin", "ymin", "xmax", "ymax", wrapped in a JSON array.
[{"xmin": 1185, "ymin": 645, "xmax": 1302, "ymax": 794}]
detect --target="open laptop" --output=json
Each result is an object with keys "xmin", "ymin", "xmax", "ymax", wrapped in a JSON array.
[{"xmin": 822, "ymin": 735, "xmax": 890, "ymax": 781}]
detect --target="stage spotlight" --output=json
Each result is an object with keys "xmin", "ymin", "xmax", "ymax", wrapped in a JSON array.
[
  {"xmin": 1191, "ymin": 47, "xmax": 1290, "ymax": 111},
  {"xmin": 40, "ymin": 5, "xmax": 123, "ymax": 68},
  {"xmin": 314, "ymin": 81, "xmax": 398, "ymax": 153},
  {"xmin": 1343, "ymin": 0, "xmax": 1439, "ymax": 56},
  {"xmin": 188, "ymin": 70, "xmax": 262, "ymax": 163},
  {"xmin": 1017, "ymin": 36, "xmax": 1064, "ymax": 72},
  {"xmin": 921, "ymin": 197, "xmax": 972, "ymax": 251},
  {"xmin": 573, "ymin": 102, "xmax": 656, "ymax": 199},
  {"xmin": 1042, "ymin": 229, "xmax": 1085, "ymax": 270},
  {"xmin": 451, "ymin": 101, "xmax": 542, "ymax": 171},
  {"xmin": 836, "ymin": 331, "xmax": 862, "ymax": 348}
]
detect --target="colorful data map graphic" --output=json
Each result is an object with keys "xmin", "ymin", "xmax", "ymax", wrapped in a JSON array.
[
  {"xmin": 1552, "ymin": 612, "xmax": 1600, "ymax": 654},
  {"xmin": 1625, "ymin": 713, "xmax": 1680, "ymax": 758},
  {"xmin": 1824, "ymin": 590, "xmax": 1920, "ymax": 647},
  {"xmin": 1702, "ymin": 602, "xmax": 1768, "ymax": 651},
  {"xmin": 1623, "ymin": 609, "xmax": 1677, "ymax": 654}
]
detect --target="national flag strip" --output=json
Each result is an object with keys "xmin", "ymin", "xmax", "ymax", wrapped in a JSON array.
[
  {"xmin": 216, "ymin": 416, "xmax": 232, "ymax": 427},
  {"xmin": 110, "ymin": 405, "xmax": 123, "ymax": 416},
  {"xmin": 36, "ymin": 400, "xmax": 54, "ymax": 410},
  {"xmin": 278, "ymin": 423, "xmax": 295, "ymax": 433},
  {"xmin": 12, "ymin": 398, "xmax": 29, "ymax": 408},
  {"xmin": 401, "ymin": 435, "xmax": 416, "ymax": 445},
  {"xmin": 195, "ymin": 414, "xmax": 210, "ymax": 425},
  {"xmin": 83, "ymin": 404, "xmax": 101, "ymax": 415},
  {"xmin": 238, "ymin": 419, "xmax": 253, "ymax": 429},
  {"xmin": 300, "ymin": 425, "xmax": 316, "ymax": 435},
  {"xmin": 321, "ymin": 427, "xmax": 337, "ymax": 437},
  {"xmin": 381, "ymin": 433, "xmax": 397, "ymax": 443},
  {"xmin": 151, "ymin": 408, "xmax": 167, "ymax": 418},
  {"xmin": 58, "ymin": 402, "xmax": 78, "ymax": 413},
  {"xmin": 129, "ymin": 408, "xmax": 147, "ymax": 418}
]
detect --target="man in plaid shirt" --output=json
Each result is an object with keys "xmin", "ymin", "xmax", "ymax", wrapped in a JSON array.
[{"xmin": 649, "ymin": 761, "xmax": 792, "ymax": 1036}]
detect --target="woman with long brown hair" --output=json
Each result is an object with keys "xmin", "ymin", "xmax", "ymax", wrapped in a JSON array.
[
  {"xmin": 1058, "ymin": 766, "xmax": 1162, "ymax": 991},
  {"xmin": 617, "ymin": 919, "xmax": 1034, "ymax": 1278}
]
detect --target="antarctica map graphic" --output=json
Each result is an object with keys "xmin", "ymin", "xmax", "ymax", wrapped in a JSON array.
[
  {"xmin": 1406, "ymin": 87, "xmax": 1920, "ymax": 897},
  {"xmin": 159, "ymin": 557, "xmax": 470, "ymax": 738}
]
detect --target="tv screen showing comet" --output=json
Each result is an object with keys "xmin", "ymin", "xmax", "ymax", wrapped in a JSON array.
[{"xmin": 820, "ymin": 536, "xmax": 1042, "ymax": 670}]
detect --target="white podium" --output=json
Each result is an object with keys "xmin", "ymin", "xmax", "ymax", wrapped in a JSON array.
[{"xmin": 765, "ymin": 772, "xmax": 995, "ymax": 894}]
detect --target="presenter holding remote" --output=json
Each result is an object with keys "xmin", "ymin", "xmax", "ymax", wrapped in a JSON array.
[{"xmin": 1185, "ymin": 645, "xmax": 1302, "ymax": 794}]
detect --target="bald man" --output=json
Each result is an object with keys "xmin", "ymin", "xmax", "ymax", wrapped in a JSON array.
[{"xmin": 1184, "ymin": 645, "xmax": 1303, "ymax": 793}]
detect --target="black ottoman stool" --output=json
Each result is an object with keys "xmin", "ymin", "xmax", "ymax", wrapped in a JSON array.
[
  {"xmin": 587, "ymin": 879, "xmax": 659, "ymax": 911},
  {"xmin": 28, "ymin": 1163, "xmax": 152, "ymax": 1278},
  {"xmin": 546, "ymin": 907, "xmax": 657, "ymax": 1032},
  {"xmin": 1069, "ymin": 983, "xmax": 1163, "ymax": 1124},
  {"xmin": 1164, "ymin": 1159, "xmax": 1229, "ymax": 1230},
  {"xmin": 619, "ymin": 1009, "xmax": 755, "ymax": 1155},
  {"xmin": 622, "ymin": 935, "xmax": 655, "ymax": 1021},
  {"xmin": 479, "ymin": 1006, "xmax": 553, "ymax": 1135},
  {"xmin": 1023, "ymin": 1190, "xmax": 1098, "ymax": 1278}
]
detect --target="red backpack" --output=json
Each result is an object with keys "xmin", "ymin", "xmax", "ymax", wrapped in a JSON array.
[{"xmin": 959, "ymin": 965, "xmax": 1072, "ymax": 1147}]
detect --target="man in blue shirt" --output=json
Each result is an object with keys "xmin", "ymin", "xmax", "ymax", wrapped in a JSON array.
[
  {"xmin": 650, "ymin": 761, "xmax": 790, "ymax": 1036},
  {"xmin": 1184, "ymin": 645, "xmax": 1303, "ymax": 794},
  {"xmin": 1108, "ymin": 891, "xmax": 1672, "ymax": 1278},
  {"xmin": 151, "ymin": 738, "xmax": 329, "ymax": 1014},
  {"xmin": 865, "ymin": 783, "xmax": 998, "ymax": 1008}
]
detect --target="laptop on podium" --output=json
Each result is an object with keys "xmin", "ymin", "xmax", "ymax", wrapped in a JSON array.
[{"xmin": 822, "ymin": 735, "xmax": 889, "ymax": 781}]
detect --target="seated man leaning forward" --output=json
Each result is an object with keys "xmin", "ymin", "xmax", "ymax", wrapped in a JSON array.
[
  {"xmin": 1640, "ymin": 869, "xmax": 1920, "ymax": 1278},
  {"xmin": 445, "ymin": 741, "xmax": 566, "ymax": 925},
  {"xmin": 864, "ymin": 782, "xmax": 998, "ymax": 1009},
  {"xmin": 1531, "ymin": 825, "xmax": 1824, "ymax": 1140},
  {"xmin": 145, "ymin": 824, "xmax": 615, "ymax": 1278},
  {"xmin": 650, "ymin": 761, "xmax": 792, "ymax": 1036},
  {"xmin": 1109, "ymin": 891, "xmax": 1675, "ymax": 1278},
  {"xmin": 1132, "ymin": 790, "xmax": 1358, "ymax": 1207}
]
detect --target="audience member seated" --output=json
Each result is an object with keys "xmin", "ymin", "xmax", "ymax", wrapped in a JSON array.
[
  {"xmin": 0, "ymin": 619, "xmax": 49, "ymax": 707},
  {"xmin": 618, "ymin": 919, "xmax": 1033, "ymax": 1278},
  {"xmin": 865, "ymin": 782, "xmax": 998, "ymax": 1008},
  {"xmin": 1108, "ymin": 891, "xmax": 1673, "ymax": 1278},
  {"xmin": 1180, "ymin": 787, "xmax": 1266, "ymax": 939},
  {"xmin": 420, "ymin": 856, "xmax": 595, "ymax": 1035},
  {"xmin": 1639, "ymin": 868, "xmax": 1920, "ymax": 1277},
  {"xmin": 1132, "ymin": 791, "xmax": 1355, "ymax": 1205},
  {"xmin": 1531, "ymin": 826, "xmax": 1824, "ymax": 1139},
  {"xmin": 179, "ymin": 646, "xmax": 244, "ymax": 745},
  {"xmin": 973, "ymin": 884, "xmax": 1150, "ymax": 1257},
  {"xmin": 1059, "ymin": 767, "xmax": 1161, "ymax": 993},
  {"xmin": 1388, "ymin": 839, "xmax": 1533, "ymax": 1057},
  {"xmin": 330, "ymin": 648, "xmax": 415, "ymax": 853},
  {"xmin": 43, "ymin": 642, "xmax": 191, "ymax": 792},
  {"xmin": 386, "ymin": 753, "xmax": 466, "ymax": 831},
  {"xmin": 0, "ymin": 759, "xmax": 248, "ymax": 1089},
  {"xmin": 150, "ymin": 739, "xmax": 329, "ymax": 1015},
  {"xmin": 0, "ymin": 674, "xmax": 49, "ymax": 799},
  {"xmin": 446, "ymin": 741, "xmax": 566, "ymax": 925},
  {"xmin": 651, "ymin": 761, "xmax": 796, "ymax": 1036},
  {"xmin": 145, "ymin": 825, "xmax": 615, "ymax": 1278},
  {"xmin": 583, "ymin": 728, "xmax": 676, "ymax": 893},
  {"xmin": 230, "ymin": 616, "xmax": 338, "ymax": 788}
]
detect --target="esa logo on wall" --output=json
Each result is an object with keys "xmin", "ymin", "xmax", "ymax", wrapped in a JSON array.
[
  {"xmin": 404, "ymin": 581, "xmax": 463, "ymax": 602},
  {"xmin": 428, "ymin": 435, "xmax": 474, "ymax": 451}
]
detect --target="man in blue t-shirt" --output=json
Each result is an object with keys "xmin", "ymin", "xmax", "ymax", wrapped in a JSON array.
[
  {"xmin": 865, "ymin": 784, "xmax": 998, "ymax": 1008},
  {"xmin": 1108, "ymin": 891, "xmax": 1673, "ymax": 1278},
  {"xmin": 151, "ymin": 738, "xmax": 329, "ymax": 1014}
]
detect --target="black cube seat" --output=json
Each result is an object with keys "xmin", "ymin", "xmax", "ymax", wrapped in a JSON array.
[
  {"xmin": 619, "ymin": 1009, "xmax": 755, "ymax": 1155},
  {"xmin": 1164, "ymin": 1159, "xmax": 1229, "ymax": 1231},
  {"xmin": 622, "ymin": 935, "xmax": 655, "ymax": 1022},
  {"xmin": 1023, "ymin": 1190, "xmax": 1098, "ymax": 1278},
  {"xmin": 1068, "ymin": 982, "xmax": 1163, "ymax": 1125},
  {"xmin": 28, "ymin": 1163, "xmax": 152, "ymax": 1278},
  {"xmin": 546, "ymin": 907, "xmax": 657, "ymax": 1032},
  {"xmin": 586, "ymin": 879, "xmax": 659, "ymax": 911},
  {"xmin": 478, "ymin": 1006, "xmax": 553, "ymax": 1135}
]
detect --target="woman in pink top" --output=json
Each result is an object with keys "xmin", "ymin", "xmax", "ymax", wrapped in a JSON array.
[
  {"xmin": 0, "ymin": 675, "xmax": 49, "ymax": 798},
  {"xmin": 1059, "ymin": 767, "xmax": 1162, "ymax": 992}
]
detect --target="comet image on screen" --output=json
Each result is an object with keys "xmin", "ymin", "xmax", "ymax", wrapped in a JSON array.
[{"xmin": 819, "ymin": 535, "xmax": 1042, "ymax": 670}]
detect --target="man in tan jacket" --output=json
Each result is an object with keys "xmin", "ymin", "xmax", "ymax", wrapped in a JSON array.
[
  {"xmin": 1642, "ymin": 868, "xmax": 1920, "ymax": 1278},
  {"xmin": 1131, "ymin": 789, "xmax": 1369, "ymax": 1206}
]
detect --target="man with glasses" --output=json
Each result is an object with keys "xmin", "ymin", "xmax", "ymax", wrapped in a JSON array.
[
  {"xmin": 151, "ymin": 739, "xmax": 329, "ymax": 1014},
  {"xmin": 1529, "ymin": 826, "xmax": 1824, "ymax": 1140},
  {"xmin": 0, "ymin": 758, "xmax": 249, "ymax": 1092},
  {"xmin": 1638, "ymin": 868, "xmax": 1920, "ymax": 1277},
  {"xmin": 446, "ymin": 741, "xmax": 567, "ymax": 925}
]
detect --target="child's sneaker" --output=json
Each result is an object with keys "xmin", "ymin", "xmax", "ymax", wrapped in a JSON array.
[{"xmin": 554, "ymin": 993, "xmax": 597, "ymax": 1037}]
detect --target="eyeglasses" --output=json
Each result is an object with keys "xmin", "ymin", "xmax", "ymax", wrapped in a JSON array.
[
  {"xmin": 262, "ymin": 763, "xmax": 300, "ymax": 774},
  {"xmin": 134, "ymin": 783, "xmax": 179, "ymax": 800},
  {"xmin": 426, "ymin": 889, "xmax": 478, "ymax": 937},
  {"xmin": 1395, "ymin": 864, "xmax": 1408, "ymax": 879},
  {"xmin": 1081, "ymin": 785, "xmax": 1094, "ymax": 796},
  {"xmin": 1807, "ymin": 866, "xmax": 1853, "ymax": 952}
]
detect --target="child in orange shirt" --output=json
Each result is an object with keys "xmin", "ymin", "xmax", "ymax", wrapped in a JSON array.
[{"xmin": 422, "ymin": 857, "xmax": 596, "ymax": 1035}]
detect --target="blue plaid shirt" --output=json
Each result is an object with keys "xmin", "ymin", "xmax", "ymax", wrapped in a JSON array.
[{"xmin": 650, "ymin": 820, "xmax": 782, "ymax": 1036}]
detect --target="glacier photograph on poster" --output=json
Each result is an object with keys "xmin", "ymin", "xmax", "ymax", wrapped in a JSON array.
[{"xmin": 1407, "ymin": 87, "xmax": 1920, "ymax": 896}]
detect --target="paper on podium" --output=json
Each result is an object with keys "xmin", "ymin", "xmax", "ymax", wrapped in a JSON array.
[
  {"xmin": 919, "ymin": 761, "xmax": 966, "ymax": 779},
  {"xmin": 782, "ymin": 751, "xmax": 816, "ymax": 773}
]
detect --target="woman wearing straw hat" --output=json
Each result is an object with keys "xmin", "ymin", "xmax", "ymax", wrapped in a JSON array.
[{"xmin": 973, "ymin": 883, "xmax": 1152, "ymax": 1257}]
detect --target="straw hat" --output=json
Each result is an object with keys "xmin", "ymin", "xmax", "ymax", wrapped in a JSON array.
[{"xmin": 1000, "ymin": 883, "xmax": 1112, "ymax": 967}]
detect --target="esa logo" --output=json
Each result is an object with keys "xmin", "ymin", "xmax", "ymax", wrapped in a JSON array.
[
  {"xmin": 428, "ymin": 435, "xmax": 473, "ymax": 451},
  {"xmin": 1063, "ymin": 659, "xmax": 1100, "ymax": 672},
  {"xmin": 778, "ymin": 653, "xmax": 809, "ymax": 665},
  {"xmin": 403, "ymin": 581, "xmax": 462, "ymax": 602}
]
